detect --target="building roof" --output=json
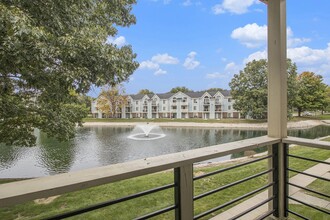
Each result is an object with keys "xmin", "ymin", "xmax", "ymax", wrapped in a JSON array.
[
  {"xmin": 184, "ymin": 91, "xmax": 205, "ymax": 98},
  {"xmin": 156, "ymin": 92, "xmax": 174, "ymax": 99},
  {"xmin": 129, "ymin": 94, "xmax": 148, "ymax": 100},
  {"xmin": 129, "ymin": 90, "xmax": 231, "ymax": 100},
  {"xmin": 221, "ymin": 90, "xmax": 231, "ymax": 97}
]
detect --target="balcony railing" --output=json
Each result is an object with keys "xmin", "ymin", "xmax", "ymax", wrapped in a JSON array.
[{"xmin": 0, "ymin": 136, "xmax": 328, "ymax": 219}]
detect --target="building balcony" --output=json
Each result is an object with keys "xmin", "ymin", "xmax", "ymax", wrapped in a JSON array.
[
  {"xmin": 152, "ymin": 102, "xmax": 157, "ymax": 106},
  {"xmin": 0, "ymin": 1, "xmax": 318, "ymax": 219},
  {"xmin": 203, "ymin": 101, "xmax": 210, "ymax": 105},
  {"xmin": 1, "ymin": 136, "xmax": 328, "ymax": 219}
]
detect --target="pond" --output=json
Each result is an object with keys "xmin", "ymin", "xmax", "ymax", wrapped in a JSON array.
[{"xmin": 0, "ymin": 125, "xmax": 329, "ymax": 178}]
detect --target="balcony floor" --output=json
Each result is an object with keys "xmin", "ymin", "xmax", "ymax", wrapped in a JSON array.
[{"xmin": 211, "ymin": 157, "xmax": 330, "ymax": 219}]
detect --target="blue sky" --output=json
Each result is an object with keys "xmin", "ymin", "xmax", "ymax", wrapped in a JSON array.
[{"xmin": 89, "ymin": 0, "xmax": 330, "ymax": 97}]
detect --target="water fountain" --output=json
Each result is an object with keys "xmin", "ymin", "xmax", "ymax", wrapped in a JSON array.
[{"xmin": 127, "ymin": 123, "xmax": 166, "ymax": 140}]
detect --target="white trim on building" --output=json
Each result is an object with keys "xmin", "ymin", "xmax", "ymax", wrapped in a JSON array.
[{"xmin": 91, "ymin": 90, "xmax": 241, "ymax": 119}]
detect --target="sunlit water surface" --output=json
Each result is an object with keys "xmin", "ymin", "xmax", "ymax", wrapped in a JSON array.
[{"xmin": 0, "ymin": 125, "xmax": 329, "ymax": 178}]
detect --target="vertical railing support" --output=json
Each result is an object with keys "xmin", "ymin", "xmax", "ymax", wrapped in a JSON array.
[
  {"xmin": 174, "ymin": 164, "xmax": 194, "ymax": 220},
  {"xmin": 271, "ymin": 144, "xmax": 279, "ymax": 217},
  {"xmin": 270, "ymin": 143, "xmax": 288, "ymax": 219},
  {"xmin": 283, "ymin": 143, "xmax": 288, "ymax": 217}
]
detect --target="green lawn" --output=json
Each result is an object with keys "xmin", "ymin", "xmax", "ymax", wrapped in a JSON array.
[
  {"xmin": 83, "ymin": 115, "xmax": 330, "ymax": 124},
  {"xmin": 0, "ymin": 144, "xmax": 329, "ymax": 219},
  {"xmin": 83, "ymin": 117, "xmax": 267, "ymax": 124}
]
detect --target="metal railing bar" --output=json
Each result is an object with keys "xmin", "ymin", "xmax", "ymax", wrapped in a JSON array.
[
  {"xmin": 44, "ymin": 183, "xmax": 175, "ymax": 220},
  {"xmin": 193, "ymin": 183, "xmax": 274, "ymax": 220},
  {"xmin": 193, "ymin": 155, "xmax": 272, "ymax": 180},
  {"xmin": 288, "ymin": 196, "xmax": 330, "ymax": 215},
  {"xmin": 283, "ymin": 136, "xmax": 330, "ymax": 150},
  {"xmin": 134, "ymin": 205, "xmax": 176, "ymax": 220},
  {"xmin": 228, "ymin": 196, "xmax": 274, "ymax": 220},
  {"xmin": 254, "ymin": 209, "xmax": 275, "ymax": 220},
  {"xmin": 287, "ymin": 154, "xmax": 330, "ymax": 165},
  {"xmin": 287, "ymin": 210, "xmax": 309, "ymax": 220},
  {"xmin": 287, "ymin": 168, "xmax": 330, "ymax": 182},
  {"xmin": 288, "ymin": 182, "xmax": 330, "ymax": 199},
  {"xmin": 194, "ymin": 169, "xmax": 274, "ymax": 201}
]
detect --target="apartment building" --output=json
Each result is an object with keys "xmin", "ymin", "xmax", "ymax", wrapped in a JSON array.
[{"xmin": 91, "ymin": 90, "xmax": 240, "ymax": 119}]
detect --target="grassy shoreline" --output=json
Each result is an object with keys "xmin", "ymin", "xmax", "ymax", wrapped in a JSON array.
[{"xmin": 83, "ymin": 114, "xmax": 330, "ymax": 123}]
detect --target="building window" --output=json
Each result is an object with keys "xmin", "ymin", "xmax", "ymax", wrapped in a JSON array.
[
  {"xmin": 173, "ymin": 97, "xmax": 177, "ymax": 103},
  {"xmin": 228, "ymin": 98, "xmax": 231, "ymax": 102},
  {"xmin": 228, "ymin": 106, "xmax": 231, "ymax": 110},
  {"xmin": 193, "ymin": 106, "xmax": 197, "ymax": 111},
  {"xmin": 163, "ymin": 100, "xmax": 166, "ymax": 104},
  {"xmin": 136, "ymin": 107, "xmax": 138, "ymax": 111},
  {"xmin": 181, "ymin": 106, "xmax": 186, "ymax": 109},
  {"xmin": 172, "ymin": 106, "xmax": 177, "ymax": 110},
  {"xmin": 194, "ymin": 99, "xmax": 197, "ymax": 103},
  {"xmin": 163, "ymin": 107, "xmax": 165, "ymax": 111},
  {"xmin": 136, "ymin": 101, "xmax": 138, "ymax": 104}
]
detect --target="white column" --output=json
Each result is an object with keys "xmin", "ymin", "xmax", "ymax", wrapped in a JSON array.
[
  {"xmin": 268, "ymin": 0, "xmax": 287, "ymax": 138},
  {"xmin": 267, "ymin": 0, "xmax": 287, "ymax": 219}
]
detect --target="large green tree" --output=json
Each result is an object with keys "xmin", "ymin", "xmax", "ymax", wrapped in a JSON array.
[
  {"xmin": 0, "ymin": 1, "xmax": 139, "ymax": 146},
  {"xmin": 229, "ymin": 59, "xmax": 298, "ymax": 119},
  {"xmin": 170, "ymin": 86, "xmax": 193, "ymax": 93},
  {"xmin": 294, "ymin": 72, "xmax": 327, "ymax": 116}
]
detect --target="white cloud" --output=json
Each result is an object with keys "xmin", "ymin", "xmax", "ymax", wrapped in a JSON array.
[
  {"xmin": 182, "ymin": 0, "xmax": 201, "ymax": 6},
  {"xmin": 225, "ymin": 62, "xmax": 240, "ymax": 75},
  {"xmin": 206, "ymin": 72, "xmax": 226, "ymax": 79},
  {"xmin": 287, "ymin": 27, "xmax": 311, "ymax": 47},
  {"xmin": 151, "ymin": 53, "xmax": 179, "ymax": 64},
  {"xmin": 231, "ymin": 23, "xmax": 311, "ymax": 48},
  {"xmin": 151, "ymin": 0, "xmax": 171, "ymax": 4},
  {"xmin": 288, "ymin": 43, "xmax": 330, "ymax": 65},
  {"xmin": 231, "ymin": 23, "xmax": 267, "ymax": 48},
  {"xmin": 154, "ymin": 69, "xmax": 167, "ymax": 75},
  {"xmin": 244, "ymin": 50, "xmax": 267, "ymax": 63},
  {"xmin": 183, "ymin": 51, "xmax": 200, "ymax": 70},
  {"xmin": 139, "ymin": 60, "xmax": 160, "ymax": 70},
  {"xmin": 242, "ymin": 43, "xmax": 330, "ymax": 85},
  {"xmin": 106, "ymin": 36, "xmax": 126, "ymax": 47},
  {"xmin": 212, "ymin": 0, "xmax": 258, "ymax": 15},
  {"xmin": 183, "ymin": 0, "xmax": 192, "ymax": 6}
]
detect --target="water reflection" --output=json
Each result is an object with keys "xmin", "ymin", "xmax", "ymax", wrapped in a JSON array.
[
  {"xmin": 0, "ymin": 125, "xmax": 329, "ymax": 178},
  {"xmin": 37, "ymin": 132, "xmax": 76, "ymax": 175},
  {"xmin": 0, "ymin": 144, "xmax": 25, "ymax": 170}
]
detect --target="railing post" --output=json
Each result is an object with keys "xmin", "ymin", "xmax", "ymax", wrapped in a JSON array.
[
  {"xmin": 271, "ymin": 144, "xmax": 279, "ymax": 217},
  {"xmin": 283, "ymin": 143, "xmax": 288, "ymax": 217},
  {"xmin": 174, "ymin": 164, "xmax": 194, "ymax": 220},
  {"xmin": 269, "ymin": 143, "xmax": 288, "ymax": 219}
]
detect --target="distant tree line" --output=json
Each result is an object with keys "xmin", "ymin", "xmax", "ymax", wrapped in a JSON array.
[{"xmin": 137, "ymin": 86, "xmax": 225, "ymax": 95}]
